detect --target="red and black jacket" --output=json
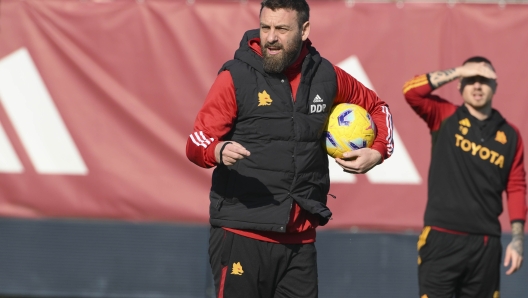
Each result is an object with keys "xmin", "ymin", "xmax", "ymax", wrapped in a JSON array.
[
  {"xmin": 187, "ymin": 29, "xmax": 394, "ymax": 243},
  {"xmin": 403, "ymin": 74, "xmax": 527, "ymax": 236}
]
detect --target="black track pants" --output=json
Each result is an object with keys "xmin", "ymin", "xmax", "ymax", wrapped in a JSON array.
[
  {"xmin": 418, "ymin": 227, "xmax": 501, "ymax": 298},
  {"xmin": 209, "ymin": 226, "xmax": 318, "ymax": 298}
]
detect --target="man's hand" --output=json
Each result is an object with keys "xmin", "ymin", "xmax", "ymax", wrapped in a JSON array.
[
  {"xmin": 504, "ymin": 222, "xmax": 524, "ymax": 275},
  {"xmin": 428, "ymin": 62, "xmax": 497, "ymax": 89},
  {"xmin": 456, "ymin": 62, "xmax": 497, "ymax": 79},
  {"xmin": 215, "ymin": 141, "xmax": 250, "ymax": 166},
  {"xmin": 504, "ymin": 242, "xmax": 523, "ymax": 275},
  {"xmin": 335, "ymin": 148, "xmax": 382, "ymax": 174}
]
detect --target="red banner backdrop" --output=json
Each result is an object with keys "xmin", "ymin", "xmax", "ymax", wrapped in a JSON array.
[{"xmin": 0, "ymin": 0, "xmax": 527, "ymax": 231}]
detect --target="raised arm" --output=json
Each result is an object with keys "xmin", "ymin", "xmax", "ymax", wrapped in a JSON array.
[{"xmin": 428, "ymin": 62, "xmax": 497, "ymax": 89}]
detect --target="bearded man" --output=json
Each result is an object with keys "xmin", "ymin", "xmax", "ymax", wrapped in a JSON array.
[{"xmin": 186, "ymin": 1, "xmax": 394, "ymax": 297}]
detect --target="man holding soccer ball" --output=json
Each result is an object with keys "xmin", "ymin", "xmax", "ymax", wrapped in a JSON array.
[
  {"xmin": 186, "ymin": 0, "xmax": 394, "ymax": 296},
  {"xmin": 403, "ymin": 57, "xmax": 526, "ymax": 298}
]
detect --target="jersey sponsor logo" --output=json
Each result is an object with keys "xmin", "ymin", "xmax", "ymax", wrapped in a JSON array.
[
  {"xmin": 231, "ymin": 262, "xmax": 244, "ymax": 275},
  {"xmin": 495, "ymin": 131, "xmax": 507, "ymax": 144},
  {"xmin": 258, "ymin": 90, "xmax": 273, "ymax": 106},
  {"xmin": 0, "ymin": 48, "xmax": 88, "ymax": 175},
  {"xmin": 334, "ymin": 55, "xmax": 421, "ymax": 184},
  {"xmin": 190, "ymin": 131, "xmax": 214, "ymax": 148},
  {"xmin": 455, "ymin": 134, "xmax": 505, "ymax": 168}
]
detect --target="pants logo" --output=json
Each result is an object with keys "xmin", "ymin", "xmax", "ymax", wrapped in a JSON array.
[{"xmin": 231, "ymin": 262, "xmax": 244, "ymax": 275}]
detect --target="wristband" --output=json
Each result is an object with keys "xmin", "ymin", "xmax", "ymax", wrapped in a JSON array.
[{"xmin": 219, "ymin": 142, "xmax": 232, "ymax": 165}]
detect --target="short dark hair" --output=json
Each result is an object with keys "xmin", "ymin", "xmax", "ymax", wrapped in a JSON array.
[
  {"xmin": 260, "ymin": 0, "xmax": 310, "ymax": 29},
  {"xmin": 463, "ymin": 56, "xmax": 495, "ymax": 71}
]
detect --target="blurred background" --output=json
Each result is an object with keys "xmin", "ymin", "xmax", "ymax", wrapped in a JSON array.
[{"xmin": 0, "ymin": 0, "xmax": 527, "ymax": 297}]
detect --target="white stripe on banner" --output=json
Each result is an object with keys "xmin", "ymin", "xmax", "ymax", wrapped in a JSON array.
[
  {"xmin": 0, "ymin": 122, "xmax": 23, "ymax": 173},
  {"xmin": 0, "ymin": 48, "xmax": 88, "ymax": 175}
]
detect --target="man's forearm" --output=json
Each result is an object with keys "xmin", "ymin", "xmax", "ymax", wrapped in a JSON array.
[
  {"xmin": 511, "ymin": 221, "xmax": 525, "ymax": 256},
  {"xmin": 428, "ymin": 68, "xmax": 459, "ymax": 89}
]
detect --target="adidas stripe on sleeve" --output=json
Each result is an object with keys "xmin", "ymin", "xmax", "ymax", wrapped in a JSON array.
[
  {"xmin": 402, "ymin": 74, "xmax": 457, "ymax": 132},
  {"xmin": 190, "ymin": 131, "xmax": 214, "ymax": 148},
  {"xmin": 186, "ymin": 71, "xmax": 237, "ymax": 168}
]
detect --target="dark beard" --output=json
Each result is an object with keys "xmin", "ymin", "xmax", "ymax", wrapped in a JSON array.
[{"xmin": 261, "ymin": 36, "xmax": 302, "ymax": 74}]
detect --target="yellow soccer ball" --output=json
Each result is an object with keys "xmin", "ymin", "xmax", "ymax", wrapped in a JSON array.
[{"xmin": 323, "ymin": 103, "xmax": 377, "ymax": 158}]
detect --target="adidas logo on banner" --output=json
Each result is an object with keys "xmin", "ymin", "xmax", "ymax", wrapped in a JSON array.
[
  {"xmin": 313, "ymin": 94, "xmax": 323, "ymax": 103},
  {"xmin": 0, "ymin": 48, "xmax": 88, "ymax": 175}
]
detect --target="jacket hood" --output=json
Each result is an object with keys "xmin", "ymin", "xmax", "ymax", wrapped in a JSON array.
[
  {"xmin": 234, "ymin": 29, "xmax": 265, "ymax": 73},
  {"xmin": 460, "ymin": 105, "xmax": 506, "ymax": 141}
]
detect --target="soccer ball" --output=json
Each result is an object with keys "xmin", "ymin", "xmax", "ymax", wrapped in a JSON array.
[{"xmin": 323, "ymin": 103, "xmax": 376, "ymax": 158}]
